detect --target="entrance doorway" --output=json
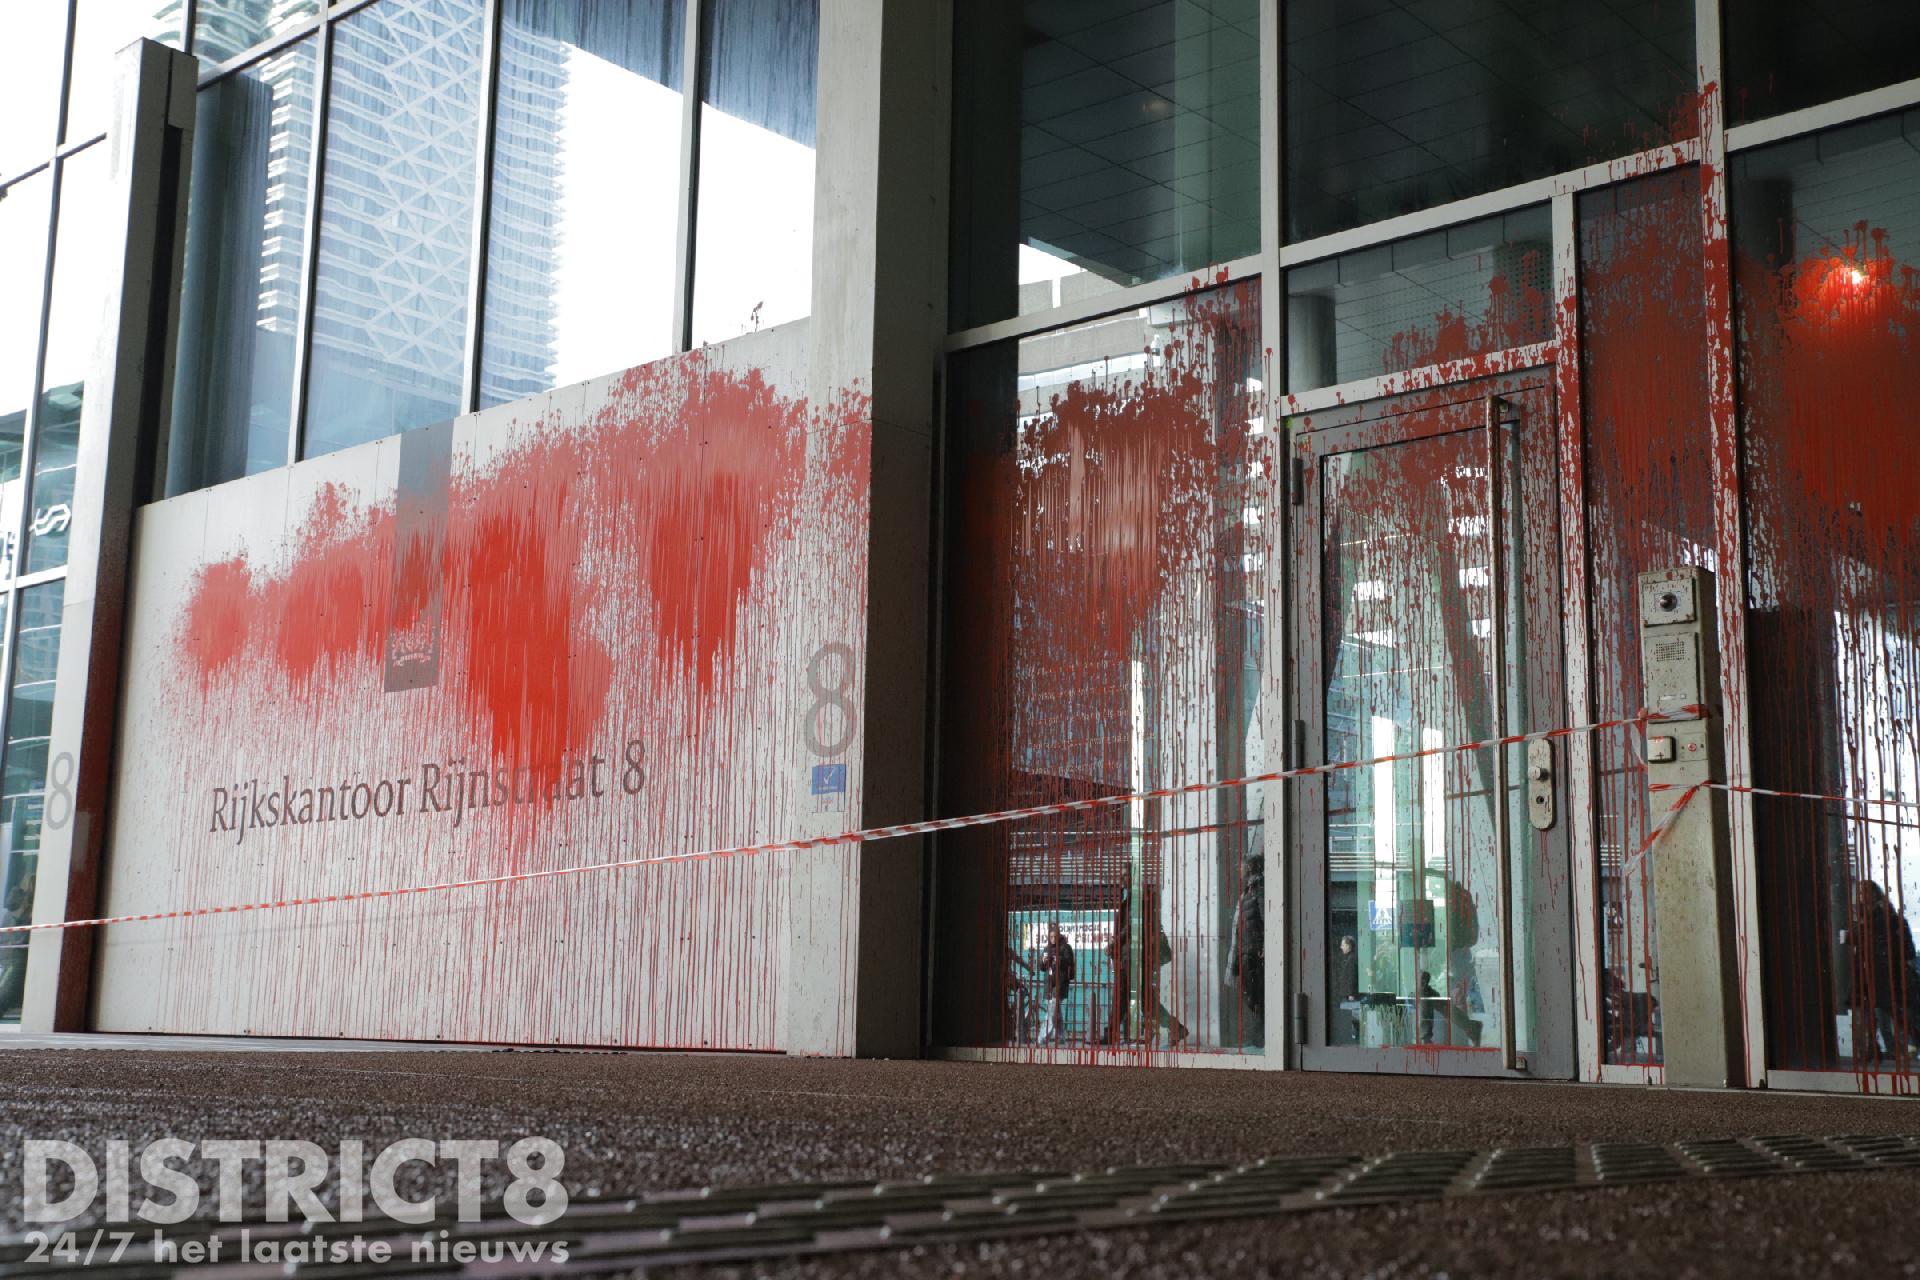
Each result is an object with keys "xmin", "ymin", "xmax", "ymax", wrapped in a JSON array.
[{"xmin": 1291, "ymin": 373, "xmax": 1571, "ymax": 1077}]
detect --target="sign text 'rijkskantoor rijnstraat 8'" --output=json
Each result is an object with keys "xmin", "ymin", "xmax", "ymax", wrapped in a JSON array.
[{"xmin": 18, "ymin": 1137, "xmax": 572, "ymax": 1266}]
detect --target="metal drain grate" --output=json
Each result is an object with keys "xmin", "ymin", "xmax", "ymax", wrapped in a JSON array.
[{"xmin": 1, "ymin": 1134, "xmax": 1915, "ymax": 1275}]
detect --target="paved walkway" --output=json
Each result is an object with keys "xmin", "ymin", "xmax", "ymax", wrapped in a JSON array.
[{"xmin": 0, "ymin": 1037, "xmax": 1914, "ymax": 1276}]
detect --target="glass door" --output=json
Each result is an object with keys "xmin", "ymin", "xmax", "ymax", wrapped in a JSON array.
[{"xmin": 1293, "ymin": 374, "xmax": 1571, "ymax": 1077}]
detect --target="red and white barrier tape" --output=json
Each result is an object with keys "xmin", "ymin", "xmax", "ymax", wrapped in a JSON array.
[
  {"xmin": 1614, "ymin": 774, "xmax": 1920, "ymax": 881},
  {"xmin": 1620, "ymin": 782, "xmax": 1708, "ymax": 879},
  {"xmin": 0, "ymin": 705, "xmax": 1713, "ymax": 937},
  {"xmin": 1706, "ymin": 781, "xmax": 1920, "ymax": 816}
]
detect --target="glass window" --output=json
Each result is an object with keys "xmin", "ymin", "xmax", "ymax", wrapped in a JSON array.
[
  {"xmin": 949, "ymin": 0, "xmax": 1260, "ymax": 330},
  {"xmin": 689, "ymin": 0, "xmax": 818, "ymax": 347},
  {"xmin": 1284, "ymin": 1, "xmax": 1695, "ymax": 243},
  {"xmin": 66, "ymin": 1, "xmax": 186, "ymax": 145},
  {"xmin": 168, "ymin": 41, "xmax": 319, "ymax": 495},
  {"xmin": 1727, "ymin": 3, "xmax": 1920, "ymax": 126},
  {"xmin": 933, "ymin": 281, "xmax": 1268, "ymax": 1054},
  {"xmin": 1732, "ymin": 109, "xmax": 1920, "ymax": 1074},
  {"xmin": 0, "ymin": 174, "xmax": 52, "ymax": 495},
  {"xmin": 304, "ymin": 0, "xmax": 486, "ymax": 459},
  {"xmin": 0, "ymin": 584, "xmax": 53, "ymax": 1024},
  {"xmin": 29, "ymin": 143, "xmax": 113, "ymax": 575},
  {"xmin": 193, "ymin": 0, "xmax": 323, "ymax": 67},
  {"xmin": 479, "ymin": 0, "xmax": 686, "ymax": 408},
  {"xmin": 1285, "ymin": 206, "xmax": 1550, "ymax": 392},
  {"xmin": 0, "ymin": 1, "xmax": 66, "ymax": 179}
]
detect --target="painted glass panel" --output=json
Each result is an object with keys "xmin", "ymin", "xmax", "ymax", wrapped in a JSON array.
[
  {"xmin": 1286, "ymin": 206, "xmax": 1551, "ymax": 393},
  {"xmin": 1735, "ymin": 109, "xmax": 1920, "ymax": 1074},
  {"xmin": 935, "ymin": 280, "xmax": 1269, "ymax": 1055}
]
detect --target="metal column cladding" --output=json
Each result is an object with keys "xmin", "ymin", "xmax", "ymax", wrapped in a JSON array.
[
  {"xmin": 1640, "ymin": 566, "xmax": 1742, "ymax": 1089},
  {"xmin": 21, "ymin": 40, "xmax": 198, "ymax": 1031}
]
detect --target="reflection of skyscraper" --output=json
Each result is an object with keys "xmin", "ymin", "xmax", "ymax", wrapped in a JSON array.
[
  {"xmin": 166, "ymin": 22, "xmax": 316, "ymax": 486},
  {"xmin": 476, "ymin": 18, "xmax": 568, "ymax": 406},
  {"xmin": 160, "ymin": 1, "xmax": 320, "ymax": 68},
  {"xmin": 303, "ymin": 0, "xmax": 548, "ymax": 451}
]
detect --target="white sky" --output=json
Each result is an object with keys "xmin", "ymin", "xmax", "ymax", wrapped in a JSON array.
[
  {"xmin": 689, "ymin": 98, "xmax": 816, "ymax": 347},
  {"xmin": 544, "ymin": 43, "xmax": 683, "ymax": 382}
]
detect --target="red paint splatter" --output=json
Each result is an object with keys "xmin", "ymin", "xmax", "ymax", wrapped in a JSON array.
[
  {"xmin": 454, "ymin": 451, "xmax": 610, "ymax": 792},
  {"xmin": 174, "ymin": 359, "xmax": 815, "ymax": 808},
  {"xmin": 1383, "ymin": 257, "xmax": 1549, "ymax": 373},
  {"xmin": 934, "ymin": 281, "xmax": 1267, "ymax": 1058},
  {"xmin": 181, "ymin": 558, "xmax": 255, "ymax": 689},
  {"xmin": 627, "ymin": 367, "xmax": 806, "ymax": 693},
  {"xmin": 1748, "ymin": 225, "xmax": 1920, "ymax": 539}
]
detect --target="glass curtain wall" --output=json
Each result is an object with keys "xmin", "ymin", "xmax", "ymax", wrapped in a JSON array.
[
  {"xmin": 164, "ymin": 0, "xmax": 820, "ymax": 488},
  {"xmin": 949, "ymin": 0, "xmax": 1261, "ymax": 330},
  {"xmin": 0, "ymin": 0, "xmax": 196, "ymax": 1022},
  {"xmin": 936, "ymin": 282, "xmax": 1269, "ymax": 1054},
  {"xmin": 1283, "ymin": 0, "xmax": 1695, "ymax": 243},
  {"xmin": 942, "ymin": 0, "xmax": 1920, "ymax": 1083}
]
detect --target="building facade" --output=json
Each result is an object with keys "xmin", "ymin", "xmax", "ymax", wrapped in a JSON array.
[{"xmin": 0, "ymin": 0, "xmax": 1916, "ymax": 1093}]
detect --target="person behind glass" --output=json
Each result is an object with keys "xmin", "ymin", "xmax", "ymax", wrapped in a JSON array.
[
  {"xmin": 1331, "ymin": 933, "xmax": 1360, "ymax": 1045},
  {"xmin": 1853, "ymin": 880, "xmax": 1920, "ymax": 1061},
  {"xmin": 1102, "ymin": 897, "xmax": 1131, "ymax": 1046},
  {"xmin": 1037, "ymin": 921, "xmax": 1075, "ymax": 1046},
  {"xmin": 1228, "ymin": 852, "xmax": 1265, "ymax": 1038},
  {"xmin": 1101, "ymin": 892, "xmax": 1189, "ymax": 1047},
  {"xmin": 1439, "ymin": 874, "xmax": 1483, "ymax": 1046}
]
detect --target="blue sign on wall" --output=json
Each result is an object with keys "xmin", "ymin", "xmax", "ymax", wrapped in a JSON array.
[{"xmin": 810, "ymin": 763, "xmax": 847, "ymax": 796}]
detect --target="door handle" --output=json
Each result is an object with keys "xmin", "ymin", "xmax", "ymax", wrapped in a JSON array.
[{"xmin": 1526, "ymin": 738, "xmax": 1555, "ymax": 830}]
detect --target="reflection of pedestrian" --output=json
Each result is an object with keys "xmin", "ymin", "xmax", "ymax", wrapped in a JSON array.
[
  {"xmin": 1103, "ymin": 899, "xmax": 1131, "ymax": 1046},
  {"xmin": 1854, "ymin": 881, "xmax": 1920, "ymax": 1061},
  {"xmin": 1439, "ymin": 875, "xmax": 1482, "ymax": 1047},
  {"xmin": 1004, "ymin": 947, "xmax": 1037, "ymax": 1044},
  {"xmin": 0, "ymin": 873, "xmax": 35, "ymax": 1020},
  {"xmin": 1037, "ymin": 923, "xmax": 1075, "ymax": 1046},
  {"xmin": 1229, "ymin": 855, "xmax": 1265, "ymax": 1016},
  {"xmin": 1102, "ymin": 893, "xmax": 1188, "ymax": 1047}
]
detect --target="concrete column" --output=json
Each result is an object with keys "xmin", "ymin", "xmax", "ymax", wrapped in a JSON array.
[
  {"xmin": 785, "ymin": 0, "xmax": 948, "ymax": 1057},
  {"xmin": 22, "ymin": 41, "xmax": 197, "ymax": 1031}
]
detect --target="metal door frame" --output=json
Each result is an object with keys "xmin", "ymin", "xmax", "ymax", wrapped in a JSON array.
[{"xmin": 1290, "ymin": 369, "xmax": 1572, "ymax": 1078}]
